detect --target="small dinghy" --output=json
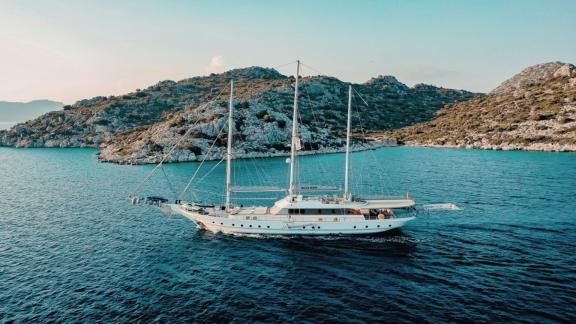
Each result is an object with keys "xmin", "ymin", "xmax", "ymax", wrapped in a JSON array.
[{"xmin": 423, "ymin": 203, "xmax": 461, "ymax": 211}]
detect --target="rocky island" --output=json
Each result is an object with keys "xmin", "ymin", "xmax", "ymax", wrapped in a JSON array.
[
  {"xmin": 0, "ymin": 67, "xmax": 475, "ymax": 164},
  {"xmin": 2, "ymin": 62, "xmax": 574, "ymax": 162},
  {"xmin": 388, "ymin": 62, "xmax": 576, "ymax": 152}
]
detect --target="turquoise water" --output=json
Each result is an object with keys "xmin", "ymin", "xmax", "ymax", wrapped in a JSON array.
[{"xmin": 1, "ymin": 147, "xmax": 575, "ymax": 322}]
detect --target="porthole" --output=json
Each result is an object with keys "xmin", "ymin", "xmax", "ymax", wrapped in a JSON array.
[
  {"xmin": 365, "ymin": 225, "xmax": 368, "ymax": 228},
  {"xmin": 318, "ymin": 226, "xmax": 320, "ymax": 229},
  {"xmin": 241, "ymin": 224, "xmax": 244, "ymax": 227},
  {"xmin": 353, "ymin": 226, "xmax": 357, "ymax": 229},
  {"xmin": 312, "ymin": 226, "xmax": 315, "ymax": 229},
  {"xmin": 302, "ymin": 226, "xmax": 306, "ymax": 229},
  {"xmin": 389, "ymin": 224, "xmax": 392, "ymax": 227},
  {"xmin": 377, "ymin": 225, "xmax": 380, "ymax": 228},
  {"xmin": 232, "ymin": 224, "xmax": 235, "ymax": 226},
  {"xmin": 220, "ymin": 222, "xmax": 223, "ymax": 225},
  {"xmin": 212, "ymin": 221, "xmax": 215, "ymax": 224},
  {"xmin": 258, "ymin": 225, "xmax": 261, "ymax": 228},
  {"xmin": 249, "ymin": 225, "xmax": 252, "ymax": 228},
  {"xmin": 267, "ymin": 226, "xmax": 270, "ymax": 229}
]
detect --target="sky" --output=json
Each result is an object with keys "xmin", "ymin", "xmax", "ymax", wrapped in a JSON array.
[{"xmin": 0, "ymin": 0, "xmax": 575, "ymax": 104}]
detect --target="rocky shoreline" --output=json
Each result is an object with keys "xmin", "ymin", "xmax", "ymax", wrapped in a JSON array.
[
  {"xmin": 401, "ymin": 141, "xmax": 576, "ymax": 152},
  {"xmin": 97, "ymin": 138, "xmax": 397, "ymax": 165}
]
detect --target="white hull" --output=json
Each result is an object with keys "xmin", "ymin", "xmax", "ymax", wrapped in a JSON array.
[{"xmin": 169, "ymin": 204, "xmax": 415, "ymax": 236}]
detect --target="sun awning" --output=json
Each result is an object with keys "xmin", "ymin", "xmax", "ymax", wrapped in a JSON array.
[{"xmin": 360, "ymin": 199, "xmax": 415, "ymax": 209}]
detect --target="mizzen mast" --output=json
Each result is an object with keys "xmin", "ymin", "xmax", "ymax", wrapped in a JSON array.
[
  {"xmin": 288, "ymin": 60, "xmax": 300, "ymax": 197},
  {"xmin": 225, "ymin": 79, "xmax": 234, "ymax": 210}
]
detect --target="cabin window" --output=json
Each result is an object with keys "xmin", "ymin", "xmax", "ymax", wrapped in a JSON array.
[
  {"xmin": 353, "ymin": 226, "xmax": 357, "ymax": 229},
  {"xmin": 318, "ymin": 218, "xmax": 323, "ymax": 222},
  {"xmin": 232, "ymin": 224, "xmax": 235, "ymax": 226},
  {"xmin": 245, "ymin": 216, "xmax": 250, "ymax": 220},
  {"xmin": 267, "ymin": 225, "xmax": 270, "ymax": 228},
  {"xmin": 302, "ymin": 226, "xmax": 306, "ymax": 229},
  {"xmin": 332, "ymin": 209, "xmax": 336, "ymax": 214},
  {"xmin": 249, "ymin": 225, "xmax": 252, "ymax": 228},
  {"xmin": 365, "ymin": 225, "xmax": 368, "ymax": 228},
  {"xmin": 258, "ymin": 225, "xmax": 261, "ymax": 228},
  {"xmin": 241, "ymin": 224, "xmax": 244, "ymax": 227},
  {"xmin": 318, "ymin": 209, "xmax": 322, "ymax": 214},
  {"xmin": 252, "ymin": 216, "xmax": 257, "ymax": 220}
]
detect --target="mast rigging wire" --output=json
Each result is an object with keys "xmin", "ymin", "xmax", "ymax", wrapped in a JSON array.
[
  {"xmin": 129, "ymin": 86, "xmax": 227, "ymax": 197},
  {"xmin": 295, "ymin": 61, "xmax": 396, "ymax": 197},
  {"xmin": 178, "ymin": 118, "xmax": 229, "ymax": 200}
]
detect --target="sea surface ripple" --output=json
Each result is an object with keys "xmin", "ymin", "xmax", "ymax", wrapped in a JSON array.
[{"xmin": 0, "ymin": 147, "xmax": 575, "ymax": 322}]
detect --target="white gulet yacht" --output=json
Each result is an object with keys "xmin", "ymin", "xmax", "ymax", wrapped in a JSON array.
[{"xmin": 146, "ymin": 61, "xmax": 416, "ymax": 235}]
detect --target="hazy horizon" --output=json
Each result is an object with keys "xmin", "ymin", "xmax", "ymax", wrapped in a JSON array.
[{"xmin": 1, "ymin": 0, "xmax": 575, "ymax": 104}]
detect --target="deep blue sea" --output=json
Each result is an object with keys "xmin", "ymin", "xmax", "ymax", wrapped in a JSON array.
[{"xmin": 1, "ymin": 147, "xmax": 575, "ymax": 322}]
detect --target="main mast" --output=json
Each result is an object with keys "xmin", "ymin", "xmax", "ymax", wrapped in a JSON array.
[
  {"xmin": 288, "ymin": 60, "xmax": 300, "ymax": 197},
  {"xmin": 225, "ymin": 80, "xmax": 234, "ymax": 210},
  {"xmin": 344, "ymin": 85, "xmax": 352, "ymax": 200}
]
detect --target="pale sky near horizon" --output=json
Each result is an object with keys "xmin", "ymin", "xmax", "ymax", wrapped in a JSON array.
[{"xmin": 1, "ymin": 0, "xmax": 575, "ymax": 104}]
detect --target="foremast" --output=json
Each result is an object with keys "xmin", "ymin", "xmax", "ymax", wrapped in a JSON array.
[
  {"xmin": 225, "ymin": 80, "xmax": 234, "ymax": 210},
  {"xmin": 288, "ymin": 60, "xmax": 300, "ymax": 197}
]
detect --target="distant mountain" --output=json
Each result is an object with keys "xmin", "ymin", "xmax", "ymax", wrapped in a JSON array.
[
  {"xmin": 0, "ymin": 66, "xmax": 476, "ymax": 164},
  {"xmin": 389, "ymin": 62, "xmax": 576, "ymax": 151},
  {"xmin": 0, "ymin": 100, "xmax": 63, "ymax": 129}
]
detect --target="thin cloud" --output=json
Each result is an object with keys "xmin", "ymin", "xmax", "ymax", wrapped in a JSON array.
[{"xmin": 205, "ymin": 55, "xmax": 226, "ymax": 75}]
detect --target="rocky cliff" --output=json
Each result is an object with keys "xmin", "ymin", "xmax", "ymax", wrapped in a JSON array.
[
  {"xmin": 0, "ymin": 67, "xmax": 476, "ymax": 163},
  {"xmin": 388, "ymin": 62, "xmax": 576, "ymax": 152}
]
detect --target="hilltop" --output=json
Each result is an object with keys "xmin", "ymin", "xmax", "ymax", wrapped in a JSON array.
[
  {"xmin": 389, "ymin": 62, "xmax": 576, "ymax": 152},
  {"xmin": 0, "ymin": 66, "xmax": 476, "ymax": 164}
]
